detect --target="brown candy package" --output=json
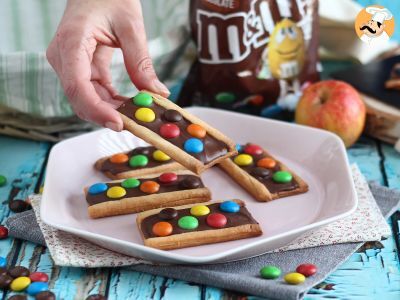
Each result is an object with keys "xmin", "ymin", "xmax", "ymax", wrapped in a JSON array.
[{"xmin": 178, "ymin": 0, "xmax": 320, "ymax": 117}]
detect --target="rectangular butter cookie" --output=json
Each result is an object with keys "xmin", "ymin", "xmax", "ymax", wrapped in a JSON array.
[
  {"xmin": 117, "ymin": 91, "xmax": 237, "ymax": 174},
  {"xmin": 219, "ymin": 143, "xmax": 308, "ymax": 202},
  {"xmin": 85, "ymin": 172, "xmax": 211, "ymax": 219},
  {"xmin": 136, "ymin": 199, "xmax": 262, "ymax": 250},
  {"xmin": 95, "ymin": 145, "xmax": 186, "ymax": 179}
]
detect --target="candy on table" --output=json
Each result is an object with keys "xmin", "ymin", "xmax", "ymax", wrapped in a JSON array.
[
  {"xmin": 178, "ymin": 216, "xmax": 199, "ymax": 230},
  {"xmin": 152, "ymin": 150, "xmax": 170, "ymax": 162},
  {"xmin": 8, "ymin": 266, "xmax": 30, "ymax": 278},
  {"xmin": 284, "ymin": 272, "xmax": 306, "ymax": 285},
  {"xmin": 35, "ymin": 291, "xmax": 56, "ymax": 300},
  {"xmin": 8, "ymin": 200, "xmax": 29, "ymax": 213},
  {"xmin": 29, "ymin": 272, "xmax": 49, "ymax": 283},
  {"xmin": 206, "ymin": 213, "xmax": 227, "ymax": 228},
  {"xmin": 121, "ymin": 178, "xmax": 140, "ymax": 189},
  {"xmin": 27, "ymin": 281, "xmax": 49, "ymax": 296},
  {"xmin": 0, "ymin": 175, "xmax": 7, "ymax": 187},
  {"xmin": 296, "ymin": 263, "xmax": 317, "ymax": 277},
  {"xmin": 106, "ymin": 186, "xmax": 126, "ymax": 199},
  {"xmin": 272, "ymin": 171, "xmax": 293, "ymax": 183},
  {"xmin": 0, "ymin": 273, "xmax": 13, "ymax": 289},
  {"xmin": 8, "ymin": 295, "xmax": 27, "ymax": 300},
  {"xmin": 86, "ymin": 294, "xmax": 107, "ymax": 300},
  {"xmin": 109, "ymin": 153, "xmax": 129, "ymax": 164},
  {"xmin": 129, "ymin": 154, "xmax": 148, "ymax": 167},
  {"xmin": 0, "ymin": 225, "xmax": 8, "ymax": 239},
  {"xmin": 10, "ymin": 276, "xmax": 31, "ymax": 291},
  {"xmin": 259, "ymin": 265, "xmax": 281, "ymax": 279}
]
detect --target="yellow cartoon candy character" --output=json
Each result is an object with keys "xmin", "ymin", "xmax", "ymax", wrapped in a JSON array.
[{"xmin": 267, "ymin": 18, "xmax": 305, "ymax": 110}]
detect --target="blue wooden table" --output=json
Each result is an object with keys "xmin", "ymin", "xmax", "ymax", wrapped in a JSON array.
[{"xmin": 0, "ymin": 133, "xmax": 399, "ymax": 300}]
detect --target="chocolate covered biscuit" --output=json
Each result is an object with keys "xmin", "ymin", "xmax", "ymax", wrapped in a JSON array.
[
  {"xmin": 219, "ymin": 143, "xmax": 308, "ymax": 201},
  {"xmin": 136, "ymin": 199, "xmax": 262, "ymax": 250},
  {"xmin": 95, "ymin": 146, "xmax": 185, "ymax": 179},
  {"xmin": 85, "ymin": 172, "xmax": 211, "ymax": 219},
  {"xmin": 117, "ymin": 91, "xmax": 237, "ymax": 174},
  {"xmin": 385, "ymin": 63, "xmax": 400, "ymax": 90}
]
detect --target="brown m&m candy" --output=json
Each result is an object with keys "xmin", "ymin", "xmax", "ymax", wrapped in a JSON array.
[
  {"xmin": 8, "ymin": 266, "xmax": 30, "ymax": 278},
  {"xmin": 179, "ymin": 176, "xmax": 201, "ymax": 189},
  {"xmin": 0, "ymin": 273, "xmax": 13, "ymax": 289},
  {"xmin": 86, "ymin": 295, "xmax": 107, "ymax": 300},
  {"xmin": 8, "ymin": 295, "xmax": 27, "ymax": 300},
  {"xmin": 163, "ymin": 109, "xmax": 182, "ymax": 122},
  {"xmin": 158, "ymin": 208, "xmax": 178, "ymax": 220},
  {"xmin": 187, "ymin": 124, "xmax": 206, "ymax": 138},
  {"xmin": 35, "ymin": 291, "xmax": 56, "ymax": 300},
  {"xmin": 109, "ymin": 153, "xmax": 129, "ymax": 164},
  {"xmin": 0, "ymin": 267, "xmax": 7, "ymax": 276},
  {"xmin": 250, "ymin": 167, "xmax": 270, "ymax": 178},
  {"xmin": 257, "ymin": 157, "xmax": 276, "ymax": 169},
  {"xmin": 159, "ymin": 173, "xmax": 177, "ymax": 184},
  {"xmin": 152, "ymin": 222, "xmax": 173, "ymax": 237},
  {"xmin": 140, "ymin": 181, "xmax": 160, "ymax": 194},
  {"xmin": 133, "ymin": 147, "xmax": 151, "ymax": 156},
  {"xmin": 9, "ymin": 200, "xmax": 28, "ymax": 213}
]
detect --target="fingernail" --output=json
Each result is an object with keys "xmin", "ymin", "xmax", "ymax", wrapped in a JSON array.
[
  {"xmin": 153, "ymin": 80, "xmax": 170, "ymax": 97},
  {"xmin": 105, "ymin": 122, "xmax": 122, "ymax": 132}
]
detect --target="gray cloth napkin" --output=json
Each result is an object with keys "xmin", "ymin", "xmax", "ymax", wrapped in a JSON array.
[{"xmin": 6, "ymin": 182, "xmax": 400, "ymax": 300}]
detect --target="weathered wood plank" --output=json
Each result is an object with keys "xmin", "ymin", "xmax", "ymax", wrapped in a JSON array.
[{"xmin": 381, "ymin": 144, "xmax": 400, "ymax": 190}]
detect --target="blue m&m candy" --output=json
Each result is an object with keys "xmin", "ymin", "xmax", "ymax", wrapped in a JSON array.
[
  {"xmin": 219, "ymin": 200, "xmax": 240, "ymax": 213},
  {"xmin": 184, "ymin": 138, "xmax": 204, "ymax": 154},
  {"xmin": 235, "ymin": 144, "xmax": 242, "ymax": 152},
  {"xmin": 88, "ymin": 183, "xmax": 108, "ymax": 195},
  {"xmin": 27, "ymin": 281, "xmax": 49, "ymax": 296},
  {"xmin": 0, "ymin": 256, "xmax": 6, "ymax": 267}
]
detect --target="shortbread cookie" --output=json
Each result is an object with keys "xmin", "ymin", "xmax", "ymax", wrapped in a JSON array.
[
  {"xmin": 136, "ymin": 199, "xmax": 262, "ymax": 250},
  {"xmin": 95, "ymin": 146, "xmax": 185, "ymax": 179},
  {"xmin": 117, "ymin": 91, "xmax": 237, "ymax": 174},
  {"xmin": 85, "ymin": 172, "xmax": 211, "ymax": 219},
  {"xmin": 219, "ymin": 143, "xmax": 308, "ymax": 202},
  {"xmin": 385, "ymin": 63, "xmax": 400, "ymax": 90}
]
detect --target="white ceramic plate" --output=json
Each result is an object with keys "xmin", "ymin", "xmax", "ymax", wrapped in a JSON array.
[{"xmin": 41, "ymin": 107, "xmax": 357, "ymax": 264}]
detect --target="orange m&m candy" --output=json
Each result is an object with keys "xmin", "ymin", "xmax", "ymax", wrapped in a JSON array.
[
  {"xmin": 257, "ymin": 157, "xmax": 276, "ymax": 169},
  {"xmin": 152, "ymin": 221, "xmax": 173, "ymax": 237},
  {"xmin": 110, "ymin": 153, "xmax": 129, "ymax": 164},
  {"xmin": 140, "ymin": 181, "xmax": 160, "ymax": 194},
  {"xmin": 187, "ymin": 124, "xmax": 206, "ymax": 138}
]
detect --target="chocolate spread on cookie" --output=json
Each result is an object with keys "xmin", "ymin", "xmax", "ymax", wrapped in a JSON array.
[
  {"xmin": 140, "ymin": 202, "xmax": 258, "ymax": 239},
  {"xmin": 86, "ymin": 175, "xmax": 205, "ymax": 206},
  {"xmin": 117, "ymin": 100, "xmax": 229, "ymax": 164}
]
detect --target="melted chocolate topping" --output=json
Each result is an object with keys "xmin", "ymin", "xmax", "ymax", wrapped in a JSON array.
[
  {"xmin": 117, "ymin": 99, "xmax": 229, "ymax": 164},
  {"xmin": 86, "ymin": 175, "xmax": 204, "ymax": 206},
  {"xmin": 140, "ymin": 202, "xmax": 258, "ymax": 239}
]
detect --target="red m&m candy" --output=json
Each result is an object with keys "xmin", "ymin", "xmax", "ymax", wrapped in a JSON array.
[
  {"xmin": 0, "ymin": 226, "xmax": 8, "ymax": 240},
  {"xmin": 244, "ymin": 144, "xmax": 263, "ymax": 156},
  {"xmin": 206, "ymin": 213, "xmax": 227, "ymax": 228},
  {"xmin": 296, "ymin": 263, "xmax": 317, "ymax": 277},
  {"xmin": 159, "ymin": 173, "xmax": 178, "ymax": 183},
  {"xmin": 29, "ymin": 272, "xmax": 49, "ymax": 283},
  {"xmin": 160, "ymin": 123, "xmax": 180, "ymax": 139}
]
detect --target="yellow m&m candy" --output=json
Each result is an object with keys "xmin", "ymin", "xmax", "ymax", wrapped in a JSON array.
[
  {"xmin": 107, "ymin": 186, "xmax": 126, "ymax": 199},
  {"xmin": 10, "ymin": 276, "xmax": 31, "ymax": 291},
  {"xmin": 153, "ymin": 150, "xmax": 171, "ymax": 162},
  {"xmin": 135, "ymin": 108, "xmax": 155, "ymax": 123},
  {"xmin": 234, "ymin": 154, "xmax": 253, "ymax": 166},
  {"xmin": 190, "ymin": 205, "xmax": 210, "ymax": 216},
  {"xmin": 284, "ymin": 272, "xmax": 306, "ymax": 285}
]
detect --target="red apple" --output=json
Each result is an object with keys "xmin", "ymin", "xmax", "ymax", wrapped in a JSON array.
[{"xmin": 295, "ymin": 80, "xmax": 366, "ymax": 147}]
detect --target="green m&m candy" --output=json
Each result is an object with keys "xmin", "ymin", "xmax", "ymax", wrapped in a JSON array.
[
  {"xmin": 272, "ymin": 171, "xmax": 293, "ymax": 183},
  {"xmin": 133, "ymin": 92, "xmax": 153, "ymax": 107},
  {"xmin": 215, "ymin": 92, "xmax": 236, "ymax": 104},
  {"xmin": 178, "ymin": 216, "xmax": 198, "ymax": 230},
  {"xmin": 121, "ymin": 178, "xmax": 140, "ymax": 189},
  {"xmin": 0, "ymin": 175, "xmax": 6, "ymax": 187},
  {"xmin": 129, "ymin": 155, "xmax": 148, "ymax": 168},
  {"xmin": 260, "ymin": 265, "xmax": 281, "ymax": 279}
]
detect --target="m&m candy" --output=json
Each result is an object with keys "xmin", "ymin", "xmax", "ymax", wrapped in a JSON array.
[
  {"xmin": 190, "ymin": 205, "xmax": 210, "ymax": 217},
  {"xmin": 257, "ymin": 157, "xmax": 276, "ymax": 169},
  {"xmin": 152, "ymin": 222, "xmax": 173, "ymax": 237},
  {"xmin": 178, "ymin": 216, "xmax": 198, "ymax": 230},
  {"xmin": 121, "ymin": 178, "xmax": 140, "ymax": 189},
  {"xmin": 180, "ymin": 177, "xmax": 201, "ymax": 189},
  {"xmin": 250, "ymin": 167, "xmax": 270, "ymax": 178},
  {"xmin": 140, "ymin": 181, "xmax": 160, "ymax": 194},
  {"xmin": 184, "ymin": 138, "xmax": 204, "ymax": 154},
  {"xmin": 235, "ymin": 144, "xmax": 242, "ymax": 152},
  {"xmin": 158, "ymin": 208, "xmax": 178, "ymax": 220},
  {"xmin": 0, "ymin": 256, "xmax": 6, "ymax": 268},
  {"xmin": 0, "ymin": 273, "xmax": 12, "ymax": 290},
  {"xmin": 244, "ymin": 144, "xmax": 263, "ymax": 155},
  {"xmin": 129, "ymin": 155, "xmax": 148, "ymax": 168},
  {"xmin": 0, "ymin": 175, "xmax": 6, "ymax": 187},
  {"xmin": 29, "ymin": 272, "xmax": 49, "ymax": 283},
  {"xmin": 10, "ymin": 276, "xmax": 31, "ymax": 291},
  {"xmin": 133, "ymin": 92, "xmax": 153, "ymax": 107},
  {"xmin": 106, "ymin": 186, "xmax": 126, "ymax": 199},
  {"xmin": 272, "ymin": 171, "xmax": 292, "ymax": 183},
  {"xmin": 88, "ymin": 183, "xmax": 108, "ymax": 195},
  {"xmin": 219, "ymin": 200, "xmax": 240, "ymax": 213},
  {"xmin": 153, "ymin": 150, "xmax": 171, "ymax": 162},
  {"xmin": 215, "ymin": 92, "xmax": 235, "ymax": 103},
  {"xmin": 163, "ymin": 109, "xmax": 182, "ymax": 122},
  {"xmin": 260, "ymin": 265, "xmax": 281, "ymax": 279},
  {"xmin": 234, "ymin": 154, "xmax": 253, "ymax": 166},
  {"xmin": 296, "ymin": 263, "xmax": 317, "ymax": 277},
  {"xmin": 187, "ymin": 124, "xmax": 206, "ymax": 138},
  {"xmin": 135, "ymin": 108, "xmax": 155, "ymax": 123},
  {"xmin": 9, "ymin": 266, "xmax": 30, "ymax": 278},
  {"xmin": 0, "ymin": 226, "xmax": 8, "ymax": 240},
  {"xmin": 27, "ymin": 281, "xmax": 49, "ymax": 296},
  {"xmin": 284, "ymin": 272, "xmax": 305, "ymax": 285},
  {"xmin": 110, "ymin": 153, "xmax": 129, "ymax": 164},
  {"xmin": 160, "ymin": 123, "xmax": 180, "ymax": 139},
  {"xmin": 159, "ymin": 173, "xmax": 177, "ymax": 183},
  {"xmin": 206, "ymin": 213, "xmax": 227, "ymax": 228}
]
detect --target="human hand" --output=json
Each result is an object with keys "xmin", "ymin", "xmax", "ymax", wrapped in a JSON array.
[{"xmin": 46, "ymin": 0, "xmax": 170, "ymax": 131}]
